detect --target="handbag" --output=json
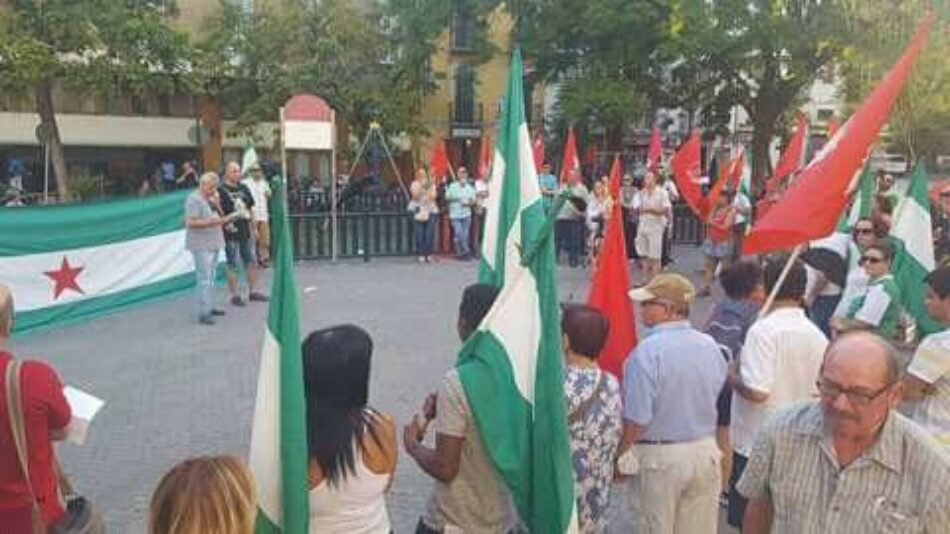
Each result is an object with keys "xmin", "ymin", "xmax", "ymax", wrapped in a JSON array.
[{"xmin": 4, "ymin": 360, "xmax": 104, "ymax": 534}]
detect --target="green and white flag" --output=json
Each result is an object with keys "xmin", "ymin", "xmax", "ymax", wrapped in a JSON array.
[
  {"xmin": 890, "ymin": 163, "xmax": 942, "ymax": 337},
  {"xmin": 248, "ymin": 186, "xmax": 310, "ymax": 534},
  {"xmin": 470, "ymin": 48, "xmax": 577, "ymax": 533},
  {"xmin": 0, "ymin": 191, "xmax": 197, "ymax": 333},
  {"xmin": 243, "ymin": 142, "xmax": 261, "ymax": 175}
]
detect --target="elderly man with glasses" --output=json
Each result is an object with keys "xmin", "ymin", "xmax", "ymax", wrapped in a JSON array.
[{"xmin": 738, "ymin": 332, "xmax": 950, "ymax": 533}]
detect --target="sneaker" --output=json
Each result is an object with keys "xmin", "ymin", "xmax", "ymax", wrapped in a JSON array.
[
  {"xmin": 249, "ymin": 292, "xmax": 269, "ymax": 302},
  {"xmin": 198, "ymin": 315, "xmax": 215, "ymax": 325},
  {"xmin": 231, "ymin": 296, "xmax": 246, "ymax": 307},
  {"xmin": 211, "ymin": 309, "xmax": 226, "ymax": 316}
]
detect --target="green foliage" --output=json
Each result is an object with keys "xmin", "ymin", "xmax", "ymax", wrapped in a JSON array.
[
  {"xmin": 0, "ymin": 0, "xmax": 191, "ymax": 96},
  {"xmin": 196, "ymin": 0, "xmax": 503, "ymax": 145},
  {"xmin": 838, "ymin": 1, "xmax": 950, "ymax": 163}
]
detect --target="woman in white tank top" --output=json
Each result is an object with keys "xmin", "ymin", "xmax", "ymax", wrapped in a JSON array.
[{"xmin": 303, "ymin": 325, "xmax": 397, "ymax": 533}]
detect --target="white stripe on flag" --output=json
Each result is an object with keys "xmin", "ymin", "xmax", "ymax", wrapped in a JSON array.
[
  {"xmin": 0, "ymin": 230, "xmax": 194, "ymax": 311},
  {"xmin": 893, "ymin": 197, "xmax": 935, "ymax": 271},
  {"xmin": 481, "ymin": 147, "xmax": 508, "ymax": 269},
  {"xmin": 249, "ymin": 328, "xmax": 283, "ymax": 527}
]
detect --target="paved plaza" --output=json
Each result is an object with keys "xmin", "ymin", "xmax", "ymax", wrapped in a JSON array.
[{"xmin": 10, "ymin": 245, "xmax": 727, "ymax": 533}]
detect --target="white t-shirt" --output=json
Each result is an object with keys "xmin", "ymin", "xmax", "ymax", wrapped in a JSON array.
[
  {"xmin": 733, "ymin": 192, "xmax": 752, "ymax": 225},
  {"xmin": 638, "ymin": 187, "xmax": 671, "ymax": 230},
  {"xmin": 731, "ymin": 307, "xmax": 829, "ymax": 456},
  {"xmin": 907, "ymin": 330, "xmax": 950, "ymax": 444},
  {"xmin": 242, "ymin": 177, "xmax": 271, "ymax": 222}
]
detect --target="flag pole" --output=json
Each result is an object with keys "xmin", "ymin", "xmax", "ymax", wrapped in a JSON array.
[{"xmin": 757, "ymin": 244, "xmax": 804, "ymax": 319}]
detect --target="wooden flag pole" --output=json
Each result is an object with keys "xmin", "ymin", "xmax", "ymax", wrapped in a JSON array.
[{"xmin": 758, "ymin": 244, "xmax": 805, "ymax": 319}]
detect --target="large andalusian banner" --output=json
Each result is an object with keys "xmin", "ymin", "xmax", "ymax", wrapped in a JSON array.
[{"xmin": 0, "ymin": 191, "xmax": 198, "ymax": 334}]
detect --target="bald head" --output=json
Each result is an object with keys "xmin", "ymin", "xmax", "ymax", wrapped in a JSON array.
[
  {"xmin": 0, "ymin": 284, "xmax": 13, "ymax": 338},
  {"xmin": 823, "ymin": 332, "xmax": 901, "ymax": 388},
  {"xmin": 225, "ymin": 162, "xmax": 242, "ymax": 184}
]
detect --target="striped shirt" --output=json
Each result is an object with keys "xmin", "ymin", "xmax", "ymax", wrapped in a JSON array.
[
  {"xmin": 907, "ymin": 330, "xmax": 950, "ymax": 444},
  {"xmin": 737, "ymin": 402, "xmax": 950, "ymax": 533}
]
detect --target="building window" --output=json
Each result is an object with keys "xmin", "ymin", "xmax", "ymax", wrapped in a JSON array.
[
  {"xmin": 453, "ymin": 63, "xmax": 475, "ymax": 124},
  {"xmin": 450, "ymin": 1, "xmax": 475, "ymax": 52}
]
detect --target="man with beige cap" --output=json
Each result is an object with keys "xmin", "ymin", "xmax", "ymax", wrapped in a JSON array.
[{"xmin": 616, "ymin": 272, "xmax": 727, "ymax": 534}]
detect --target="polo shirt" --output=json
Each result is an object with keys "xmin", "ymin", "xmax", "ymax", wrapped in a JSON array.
[
  {"xmin": 907, "ymin": 330, "xmax": 950, "ymax": 444},
  {"xmin": 847, "ymin": 274, "xmax": 902, "ymax": 340},
  {"xmin": 623, "ymin": 321, "xmax": 727, "ymax": 442},
  {"xmin": 730, "ymin": 307, "xmax": 828, "ymax": 456}
]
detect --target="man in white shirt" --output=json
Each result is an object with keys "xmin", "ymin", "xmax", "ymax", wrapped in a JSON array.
[
  {"xmin": 242, "ymin": 163, "xmax": 272, "ymax": 267},
  {"xmin": 726, "ymin": 254, "xmax": 828, "ymax": 529},
  {"xmin": 731, "ymin": 191, "xmax": 751, "ymax": 261},
  {"xmin": 904, "ymin": 265, "xmax": 950, "ymax": 445}
]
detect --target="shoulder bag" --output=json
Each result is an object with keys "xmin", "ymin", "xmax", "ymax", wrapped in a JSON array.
[{"xmin": 5, "ymin": 360, "xmax": 104, "ymax": 534}]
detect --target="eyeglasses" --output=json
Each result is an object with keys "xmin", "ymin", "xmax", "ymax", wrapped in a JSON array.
[
  {"xmin": 859, "ymin": 255, "xmax": 886, "ymax": 265},
  {"xmin": 852, "ymin": 228, "xmax": 874, "ymax": 235},
  {"xmin": 816, "ymin": 379, "xmax": 893, "ymax": 406}
]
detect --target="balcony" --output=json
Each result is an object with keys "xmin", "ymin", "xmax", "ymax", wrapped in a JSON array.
[{"xmin": 447, "ymin": 102, "xmax": 484, "ymax": 139}]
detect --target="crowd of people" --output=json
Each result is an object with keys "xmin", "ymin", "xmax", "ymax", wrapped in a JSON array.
[{"xmin": 3, "ymin": 244, "xmax": 950, "ymax": 532}]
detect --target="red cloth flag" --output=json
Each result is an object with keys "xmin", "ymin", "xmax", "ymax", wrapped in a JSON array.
[
  {"xmin": 588, "ymin": 156, "xmax": 638, "ymax": 379},
  {"xmin": 647, "ymin": 126, "xmax": 663, "ymax": 172},
  {"xmin": 479, "ymin": 131, "xmax": 493, "ymax": 179},
  {"xmin": 430, "ymin": 137, "xmax": 450, "ymax": 183},
  {"xmin": 532, "ymin": 131, "xmax": 545, "ymax": 173},
  {"xmin": 670, "ymin": 130, "xmax": 705, "ymax": 219},
  {"xmin": 765, "ymin": 114, "xmax": 809, "ymax": 193},
  {"xmin": 560, "ymin": 126, "xmax": 580, "ymax": 183},
  {"xmin": 703, "ymin": 146, "xmax": 745, "ymax": 220},
  {"xmin": 743, "ymin": 13, "xmax": 935, "ymax": 255}
]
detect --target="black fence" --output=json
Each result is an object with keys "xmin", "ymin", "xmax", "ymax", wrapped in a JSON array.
[{"xmin": 289, "ymin": 191, "xmax": 706, "ymax": 260}]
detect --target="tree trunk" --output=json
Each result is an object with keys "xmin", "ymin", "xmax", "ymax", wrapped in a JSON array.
[
  {"xmin": 34, "ymin": 80, "xmax": 69, "ymax": 201},
  {"xmin": 751, "ymin": 115, "xmax": 776, "ymax": 198}
]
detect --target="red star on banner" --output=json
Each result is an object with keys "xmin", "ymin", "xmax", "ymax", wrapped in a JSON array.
[{"xmin": 44, "ymin": 256, "xmax": 85, "ymax": 300}]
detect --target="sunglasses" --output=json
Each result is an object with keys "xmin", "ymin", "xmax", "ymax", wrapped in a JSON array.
[{"xmin": 860, "ymin": 255, "xmax": 886, "ymax": 265}]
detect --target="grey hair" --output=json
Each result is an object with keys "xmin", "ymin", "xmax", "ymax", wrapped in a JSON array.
[
  {"xmin": 827, "ymin": 331, "xmax": 903, "ymax": 385},
  {"xmin": 199, "ymin": 172, "xmax": 219, "ymax": 187}
]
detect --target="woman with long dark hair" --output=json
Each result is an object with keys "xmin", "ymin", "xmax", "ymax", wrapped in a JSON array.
[{"xmin": 303, "ymin": 325, "xmax": 396, "ymax": 533}]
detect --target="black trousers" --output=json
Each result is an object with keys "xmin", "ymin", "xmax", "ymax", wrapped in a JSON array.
[{"xmin": 727, "ymin": 452, "xmax": 750, "ymax": 528}]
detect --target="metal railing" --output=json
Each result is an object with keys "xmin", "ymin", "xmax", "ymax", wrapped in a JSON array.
[{"xmin": 288, "ymin": 191, "xmax": 705, "ymax": 261}]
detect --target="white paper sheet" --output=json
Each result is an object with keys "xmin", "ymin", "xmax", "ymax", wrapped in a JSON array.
[{"xmin": 63, "ymin": 386, "xmax": 105, "ymax": 445}]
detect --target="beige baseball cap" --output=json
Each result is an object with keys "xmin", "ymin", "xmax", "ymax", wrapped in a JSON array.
[{"xmin": 628, "ymin": 272, "xmax": 696, "ymax": 308}]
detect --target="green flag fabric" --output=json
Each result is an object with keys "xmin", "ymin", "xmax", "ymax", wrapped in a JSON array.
[
  {"xmin": 243, "ymin": 142, "xmax": 261, "ymax": 175},
  {"xmin": 248, "ymin": 181, "xmax": 310, "ymax": 534},
  {"xmin": 890, "ymin": 163, "xmax": 942, "ymax": 337},
  {"xmin": 0, "ymin": 191, "xmax": 199, "ymax": 334},
  {"xmin": 466, "ymin": 48, "xmax": 577, "ymax": 533}
]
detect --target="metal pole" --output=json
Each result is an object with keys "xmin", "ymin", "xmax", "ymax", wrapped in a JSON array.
[
  {"xmin": 43, "ymin": 142, "xmax": 50, "ymax": 204},
  {"xmin": 331, "ymin": 111, "xmax": 339, "ymax": 263}
]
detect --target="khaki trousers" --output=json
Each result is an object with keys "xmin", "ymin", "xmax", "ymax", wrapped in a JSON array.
[
  {"xmin": 254, "ymin": 220, "xmax": 270, "ymax": 262},
  {"xmin": 627, "ymin": 437, "xmax": 721, "ymax": 534}
]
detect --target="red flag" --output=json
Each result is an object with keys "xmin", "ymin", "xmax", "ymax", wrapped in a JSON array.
[
  {"xmin": 560, "ymin": 126, "xmax": 580, "ymax": 183},
  {"xmin": 703, "ymin": 146, "xmax": 745, "ymax": 220},
  {"xmin": 766, "ymin": 114, "xmax": 809, "ymax": 192},
  {"xmin": 430, "ymin": 137, "xmax": 450, "ymax": 183},
  {"xmin": 744, "ymin": 13, "xmax": 935, "ymax": 255},
  {"xmin": 647, "ymin": 126, "xmax": 663, "ymax": 172},
  {"xmin": 588, "ymin": 156, "xmax": 638, "ymax": 379},
  {"xmin": 827, "ymin": 115, "xmax": 841, "ymax": 139},
  {"xmin": 670, "ymin": 130, "xmax": 705, "ymax": 219},
  {"xmin": 479, "ymin": 131, "xmax": 493, "ymax": 179},
  {"xmin": 532, "ymin": 131, "xmax": 545, "ymax": 172}
]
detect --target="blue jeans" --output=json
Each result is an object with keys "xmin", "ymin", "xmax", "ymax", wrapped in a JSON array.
[
  {"xmin": 192, "ymin": 250, "xmax": 218, "ymax": 318},
  {"xmin": 413, "ymin": 218, "xmax": 435, "ymax": 257},
  {"xmin": 451, "ymin": 217, "xmax": 471, "ymax": 257}
]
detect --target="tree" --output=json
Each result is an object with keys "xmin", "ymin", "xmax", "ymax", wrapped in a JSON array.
[
  {"xmin": 838, "ymin": 1, "xmax": 950, "ymax": 164},
  {"xmin": 0, "ymin": 1, "xmax": 192, "ymax": 199},
  {"xmin": 663, "ymin": 0, "xmax": 850, "ymax": 190},
  {"xmin": 196, "ymin": 0, "xmax": 504, "ymax": 148},
  {"xmin": 516, "ymin": 0, "xmax": 670, "ymax": 150}
]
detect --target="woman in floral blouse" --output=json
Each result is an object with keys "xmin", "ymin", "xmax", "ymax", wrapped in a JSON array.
[{"xmin": 561, "ymin": 304, "xmax": 623, "ymax": 533}]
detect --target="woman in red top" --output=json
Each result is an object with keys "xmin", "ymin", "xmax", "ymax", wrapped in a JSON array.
[
  {"xmin": 700, "ymin": 191, "xmax": 738, "ymax": 297},
  {"xmin": 0, "ymin": 285, "xmax": 72, "ymax": 531}
]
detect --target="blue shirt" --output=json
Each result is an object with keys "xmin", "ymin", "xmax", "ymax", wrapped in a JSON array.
[
  {"xmin": 538, "ymin": 173, "xmax": 558, "ymax": 211},
  {"xmin": 445, "ymin": 181, "xmax": 476, "ymax": 219},
  {"xmin": 623, "ymin": 321, "xmax": 727, "ymax": 442}
]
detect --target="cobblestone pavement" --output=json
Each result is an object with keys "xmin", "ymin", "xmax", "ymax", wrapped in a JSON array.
[{"xmin": 10, "ymin": 245, "xmax": 735, "ymax": 533}]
